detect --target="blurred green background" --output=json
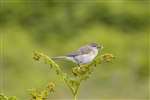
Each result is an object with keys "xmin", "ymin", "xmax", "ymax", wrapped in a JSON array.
[{"xmin": 0, "ymin": 0, "xmax": 149, "ymax": 100}]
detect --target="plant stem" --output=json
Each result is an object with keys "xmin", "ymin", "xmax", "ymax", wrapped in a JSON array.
[
  {"xmin": 74, "ymin": 83, "xmax": 80, "ymax": 100},
  {"xmin": 74, "ymin": 94, "xmax": 77, "ymax": 100}
]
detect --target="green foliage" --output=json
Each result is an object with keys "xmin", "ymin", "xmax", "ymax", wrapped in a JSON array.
[
  {"xmin": 33, "ymin": 51, "xmax": 114, "ymax": 100},
  {"xmin": 29, "ymin": 82, "xmax": 55, "ymax": 100},
  {"xmin": 0, "ymin": 93, "xmax": 17, "ymax": 100}
]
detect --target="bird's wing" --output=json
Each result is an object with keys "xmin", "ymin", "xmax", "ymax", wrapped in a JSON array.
[
  {"xmin": 67, "ymin": 50, "xmax": 81, "ymax": 57},
  {"xmin": 67, "ymin": 45, "xmax": 92, "ymax": 57}
]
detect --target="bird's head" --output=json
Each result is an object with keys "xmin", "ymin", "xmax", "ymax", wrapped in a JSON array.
[{"xmin": 89, "ymin": 43, "xmax": 103, "ymax": 50}]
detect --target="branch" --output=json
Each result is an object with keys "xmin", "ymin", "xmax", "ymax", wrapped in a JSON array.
[{"xmin": 33, "ymin": 51, "xmax": 114, "ymax": 100}]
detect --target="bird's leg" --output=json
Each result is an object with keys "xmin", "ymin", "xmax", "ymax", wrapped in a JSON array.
[
  {"xmin": 77, "ymin": 63, "xmax": 80, "ymax": 67},
  {"xmin": 73, "ymin": 57, "xmax": 80, "ymax": 67},
  {"xmin": 94, "ymin": 60, "xmax": 97, "ymax": 67}
]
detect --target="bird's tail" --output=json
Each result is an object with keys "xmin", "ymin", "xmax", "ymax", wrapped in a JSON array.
[{"xmin": 51, "ymin": 56, "xmax": 67, "ymax": 60}]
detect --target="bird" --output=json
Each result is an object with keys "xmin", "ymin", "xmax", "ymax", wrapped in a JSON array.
[{"xmin": 52, "ymin": 43, "xmax": 103, "ymax": 66}]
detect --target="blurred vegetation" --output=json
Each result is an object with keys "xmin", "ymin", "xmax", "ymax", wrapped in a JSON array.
[
  {"xmin": 0, "ymin": 93, "xmax": 16, "ymax": 100},
  {"xmin": 29, "ymin": 81, "xmax": 55, "ymax": 100},
  {"xmin": 0, "ymin": 0, "xmax": 149, "ymax": 100}
]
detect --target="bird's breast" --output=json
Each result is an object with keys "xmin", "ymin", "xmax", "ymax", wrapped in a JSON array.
[{"xmin": 75, "ymin": 52, "xmax": 97, "ymax": 64}]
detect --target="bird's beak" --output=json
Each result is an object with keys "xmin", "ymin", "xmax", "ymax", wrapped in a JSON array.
[{"xmin": 98, "ymin": 45, "xmax": 103, "ymax": 49}]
